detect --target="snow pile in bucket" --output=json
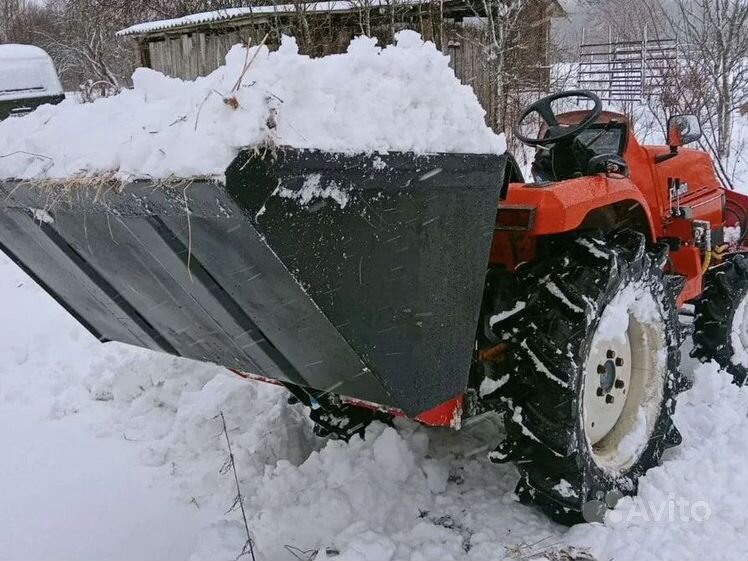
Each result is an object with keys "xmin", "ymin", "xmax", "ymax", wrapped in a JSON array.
[{"xmin": 0, "ymin": 32, "xmax": 505, "ymax": 181}]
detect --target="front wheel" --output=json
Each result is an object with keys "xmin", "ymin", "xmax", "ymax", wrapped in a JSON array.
[
  {"xmin": 485, "ymin": 231, "xmax": 689, "ymax": 524},
  {"xmin": 692, "ymin": 254, "xmax": 748, "ymax": 385}
]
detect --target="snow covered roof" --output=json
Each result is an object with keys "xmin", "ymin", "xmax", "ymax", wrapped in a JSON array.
[
  {"xmin": 118, "ymin": 1, "xmax": 422, "ymax": 37},
  {"xmin": 118, "ymin": 0, "xmax": 565, "ymax": 38},
  {"xmin": 116, "ymin": 0, "xmax": 567, "ymax": 38}
]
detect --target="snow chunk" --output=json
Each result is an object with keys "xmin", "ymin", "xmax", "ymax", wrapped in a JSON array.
[
  {"xmin": 596, "ymin": 283, "xmax": 660, "ymax": 345},
  {"xmin": 725, "ymin": 225, "xmax": 742, "ymax": 244},
  {"xmin": 373, "ymin": 427, "xmax": 417, "ymax": 482},
  {"xmin": 0, "ymin": 32, "xmax": 505, "ymax": 181},
  {"xmin": 372, "ymin": 156, "xmax": 388, "ymax": 171},
  {"xmin": 489, "ymin": 301, "xmax": 526, "ymax": 327},
  {"xmin": 321, "ymin": 523, "xmax": 397, "ymax": 561},
  {"xmin": 546, "ymin": 281, "xmax": 583, "ymax": 314},
  {"xmin": 576, "ymin": 238, "xmax": 608, "ymax": 260},
  {"xmin": 553, "ymin": 479, "xmax": 579, "ymax": 499},
  {"xmin": 479, "ymin": 374, "xmax": 509, "ymax": 397},
  {"xmin": 421, "ymin": 459, "xmax": 449, "ymax": 494},
  {"xmin": 278, "ymin": 173, "xmax": 350, "ymax": 208},
  {"xmin": 31, "ymin": 208, "xmax": 54, "ymax": 224},
  {"xmin": 521, "ymin": 339, "xmax": 568, "ymax": 388}
]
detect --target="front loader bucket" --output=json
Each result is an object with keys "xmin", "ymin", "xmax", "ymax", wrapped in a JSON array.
[{"xmin": 0, "ymin": 149, "xmax": 507, "ymax": 416}]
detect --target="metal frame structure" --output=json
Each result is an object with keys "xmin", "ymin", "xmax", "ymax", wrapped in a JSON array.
[{"xmin": 577, "ymin": 25, "xmax": 677, "ymax": 102}]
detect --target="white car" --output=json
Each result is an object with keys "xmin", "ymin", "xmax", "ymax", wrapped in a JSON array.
[{"xmin": 0, "ymin": 44, "xmax": 64, "ymax": 120}]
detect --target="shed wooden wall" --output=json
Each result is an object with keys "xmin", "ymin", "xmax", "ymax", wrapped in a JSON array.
[
  {"xmin": 138, "ymin": 1, "xmax": 556, "ymax": 128},
  {"xmin": 147, "ymin": 30, "xmax": 247, "ymax": 81}
]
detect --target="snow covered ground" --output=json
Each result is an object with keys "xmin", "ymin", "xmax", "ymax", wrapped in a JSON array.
[{"xmin": 2, "ymin": 250, "xmax": 748, "ymax": 560}]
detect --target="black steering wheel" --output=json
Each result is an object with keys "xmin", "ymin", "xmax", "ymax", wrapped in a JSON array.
[{"xmin": 514, "ymin": 90, "xmax": 603, "ymax": 147}]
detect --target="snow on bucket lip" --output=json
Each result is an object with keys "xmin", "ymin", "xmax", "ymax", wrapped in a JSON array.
[{"xmin": 0, "ymin": 31, "xmax": 506, "ymax": 182}]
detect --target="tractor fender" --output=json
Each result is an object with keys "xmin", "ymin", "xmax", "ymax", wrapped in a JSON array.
[{"xmin": 506, "ymin": 175, "xmax": 656, "ymax": 240}]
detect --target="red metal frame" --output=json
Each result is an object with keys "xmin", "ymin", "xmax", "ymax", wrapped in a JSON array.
[{"xmin": 229, "ymin": 369, "xmax": 463, "ymax": 428}]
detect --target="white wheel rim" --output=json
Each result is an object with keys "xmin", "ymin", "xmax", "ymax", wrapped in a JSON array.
[
  {"xmin": 583, "ymin": 333, "xmax": 632, "ymax": 445},
  {"xmin": 582, "ymin": 287, "xmax": 666, "ymax": 473}
]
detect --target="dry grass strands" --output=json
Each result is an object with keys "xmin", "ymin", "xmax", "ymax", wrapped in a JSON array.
[
  {"xmin": 10, "ymin": 173, "xmax": 202, "ymax": 214},
  {"xmin": 14, "ymin": 172, "xmax": 122, "ymax": 214},
  {"xmin": 224, "ymin": 33, "xmax": 270, "ymax": 111}
]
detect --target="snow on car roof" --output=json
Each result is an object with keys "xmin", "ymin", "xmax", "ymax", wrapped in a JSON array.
[
  {"xmin": 118, "ymin": 0, "xmax": 424, "ymax": 36},
  {"xmin": 0, "ymin": 44, "xmax": 64, "ymax": 100},
  {"xmin": 0, "ymin": 44, "xmax": 54, "ymax": 61}
]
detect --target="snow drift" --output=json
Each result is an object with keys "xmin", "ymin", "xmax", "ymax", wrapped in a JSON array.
[
  {"xmin": 0, "ymin": 32, "xmax": 505, "ymax": 181},
  {"xmin": 78, "ymin": 351, "xmax": 748, "ymax": 561}
]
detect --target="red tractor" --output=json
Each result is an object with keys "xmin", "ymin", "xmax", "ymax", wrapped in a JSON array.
[
  {"xmin": 474, "ymin": 90, "xmax": 748, "ymax": 522},
  {"xmin": 1, "ymin": 90, "xmax": 746, "ymax": 523}
]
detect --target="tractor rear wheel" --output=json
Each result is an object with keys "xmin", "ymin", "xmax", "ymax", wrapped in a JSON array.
[
  {"xmin": 485, "ymin": 231, "xmax": 688, "ymax": 524},
  {"xmin": 692, "ymin": 254, "xmax": 748, "ymax": 385}
]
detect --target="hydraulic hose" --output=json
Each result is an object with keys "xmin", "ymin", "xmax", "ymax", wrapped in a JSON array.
[{"xmin": 695, "ymin": 220, "xmax": 713, "ymax": 273}]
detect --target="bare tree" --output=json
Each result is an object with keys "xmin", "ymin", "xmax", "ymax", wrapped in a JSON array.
[
  {"xmin": 37, "ymin": 0, "xmax": 146, "ymax": 95},
  {"xmin": 674, "ymin": 0, "xmax": 748, "ymax": 159},
  {"xmin": 580, "ymin": 0, "xmax": 748, "ymax": 187},
  {"xmin": 0, "ymin": 0, "xmax": 25, "ymax": 43},
  {"xmin": 1, "ymin": 0, "xmax": 55, "ymax": 44},
  {"xmin": 463, "ymin": 0, "xmax": 528, "ymax": 130}
]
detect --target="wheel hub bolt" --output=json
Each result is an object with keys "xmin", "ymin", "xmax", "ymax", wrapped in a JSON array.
[
  {"xmin": 615, "ymin": 379, "xmax": 625, "ymax": 389},
  {"xmin": 615, "ymin": 357, "xmax": 624, "ymax": 367},
  {"xmin": 606, "ymin": 395, "xmax": 615, "ymax": 404}
]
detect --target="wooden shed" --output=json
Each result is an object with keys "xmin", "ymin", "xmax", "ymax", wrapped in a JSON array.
[{"xmin": 117, "ymin": 0, "xmax": 565, "ymax": 128}]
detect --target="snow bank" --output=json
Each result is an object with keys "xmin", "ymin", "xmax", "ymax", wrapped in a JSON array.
[
  {"xmin": 568, "ymin": 362, "xmax": 748, "ymax": 561},
  {"xmin": 0, "ymin": 32, "xmax": 505, "ymax": 181},
  {"xmin": 61, "ymin": 341, "xmax": 560, "ymax": 560},
  {"xmin": 68, "ymin": 340, "xmax": 748, "ymax": 561}
]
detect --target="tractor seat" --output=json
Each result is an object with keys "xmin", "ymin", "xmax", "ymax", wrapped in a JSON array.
[
  {"xmin": 531, "ymin": 123, "xmax": 628, "ymax": 183},
  {"xmin": 531, "ymin": 137, "xmax": 597, "ymax": 182}
]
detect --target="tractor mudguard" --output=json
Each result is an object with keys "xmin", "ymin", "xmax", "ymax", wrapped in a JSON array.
[
  {"xmin": 506, "ymin": 175, "xmax": 656, "ymax": 240},
  {"xmin": 0, "ymin": 148, "xmax": 508, "ymax": 417}
]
